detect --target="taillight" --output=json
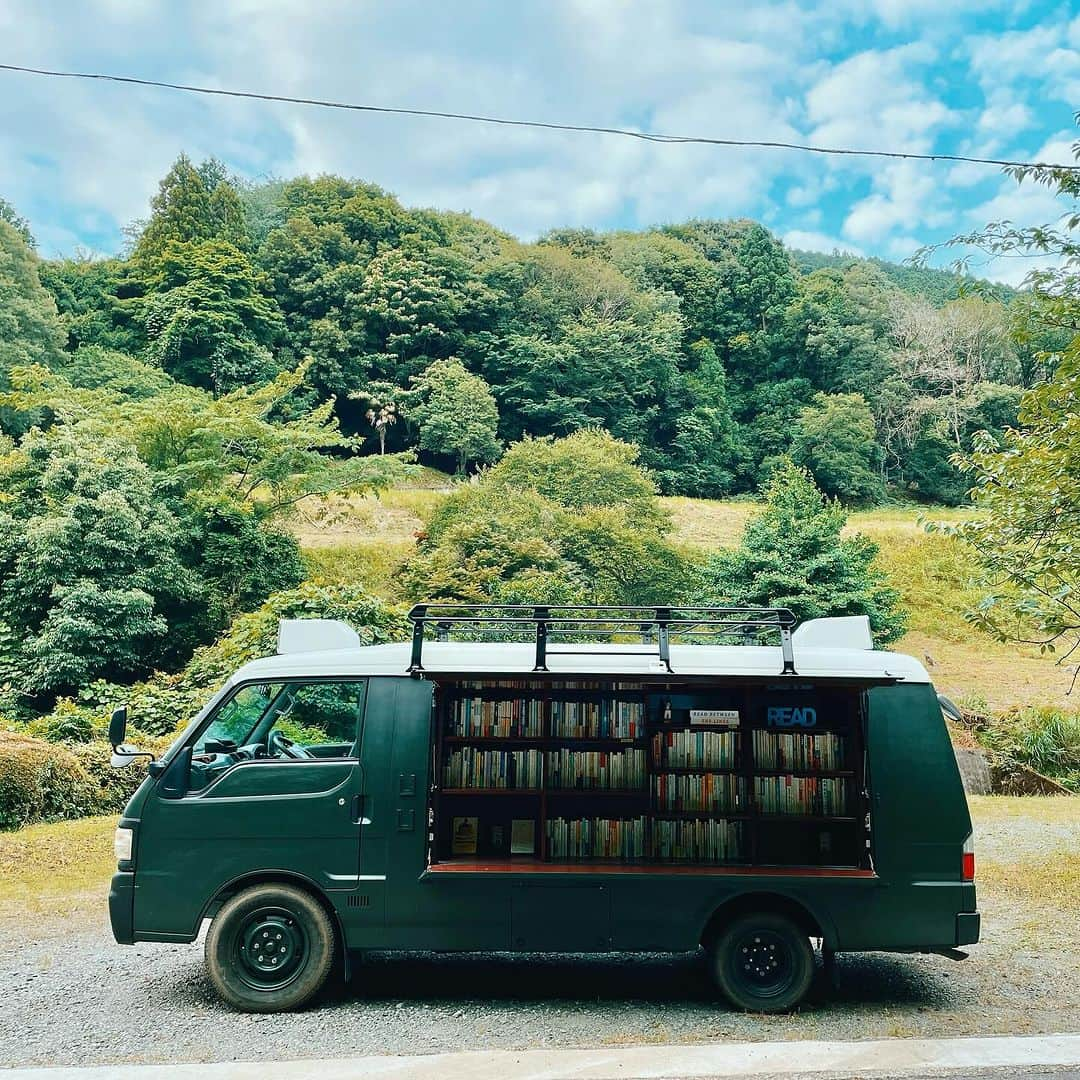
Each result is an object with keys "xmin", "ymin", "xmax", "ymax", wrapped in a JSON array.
[{"xmin": 962, "ymin": 833, "xmax": 975, "ymax": 881}]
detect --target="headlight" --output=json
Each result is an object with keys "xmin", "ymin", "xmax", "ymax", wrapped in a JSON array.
[{"xmin": 114, "ymin": 826, "xmax": 134, "ymax": 864}]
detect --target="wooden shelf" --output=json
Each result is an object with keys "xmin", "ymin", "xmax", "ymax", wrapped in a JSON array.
[
  {"xmin": 548, "ymin": 736, "xmax": 647, "ymax": 746},
  {"xmin": 753, "ymin": 769, "xmax": 854, "ymax": 778},
  {"xmin": 546, "ymin": 788, "xmax": 649, "ymax": 797},
  {"xmin": 427, "ymin": 859, "xmax": 874, "ymax": 878},
  {"xmin": 434, "ymin": 678, "xmax": 869, "ymax": 871},
  {"xmin": 444, "ymin": 736, "xmax": 545, "ymax": 745},
  {"xmin": 755, "ymin": 814, "xmax": 858, "ymax": 823},
  {"xmin": 441, "ymin": 788, "xmax": 542, "ymax": 796},
  {"xmin": 653, "ymin": 766, "xmax": 739, "ymax": 774}
]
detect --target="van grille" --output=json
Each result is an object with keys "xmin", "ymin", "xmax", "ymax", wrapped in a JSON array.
[{"xmin": 347, "ymin": 894, "xmax": 371, "ymax": 909}]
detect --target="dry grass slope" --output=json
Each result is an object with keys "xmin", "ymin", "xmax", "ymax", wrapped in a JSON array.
[{"xmin": 291, "ymin": 484, "xmax": 1075, "ymax": 711}]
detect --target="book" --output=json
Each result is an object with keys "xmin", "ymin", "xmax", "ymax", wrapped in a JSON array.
[
  {"xmin": 653, "ymin": 818, "xmax": 742, "ymax": 862},
  {"xmin": 449, "ymin": 696, "xmax": 543, "ymax": 738},
  {"xmin": 753, "ymin": 731, "xmax": 845, "ymax": 771},
  {"xmin": 546, "ymin": 748, "xmax": 646, "ymax": 790},
  {"xmin": 752, "ymin": 775, "xmax": 848, "ymax": 815},
  {"xmin": 511, "ymin": 818, "xmax": 535, "ymax": 854},
  {"xmin": 451, "ymin": 816, "xmax": 478, "ymax": 855},
  {"xmin": 550, "ymin": 698, "xmax": 644, "ymax": 739},
  {"xmin": 545, "ymin": 816, "xmax": 647, "ymax": 860},
  {"xmin": 443, "ymin": 748, "xmax": 543, "ymax": 789},
  {"xmin": 652, "ymin": 772, "xmax": 743, "ymax": 812},
  {"xmin": 651, "ymin": 730, "xmax": 738, "ymax": 769}
]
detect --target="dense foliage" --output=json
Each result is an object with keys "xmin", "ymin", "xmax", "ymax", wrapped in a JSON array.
[
  {"xmin": 690, "ymin": 463, "xmax": 907, "ymax": 644},
  {"xmin": 0, "ymin": 227, "xmax": 409, "ymax": 709},
  {"xmin": 399, "ymin": 430, "xmax": 693, "ymax": 606},
  {"xmin": 920, "ymin": 146, "xmax": 1080, "ymax": 685},
  {"xmin": 9, "ymin": 156, "xmax": 1034, "ymax": 507}
]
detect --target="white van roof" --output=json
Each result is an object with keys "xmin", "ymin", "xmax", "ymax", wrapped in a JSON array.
[{"xmin": 225, "ymin": 614, "xmax": 929, "ymax": 687}]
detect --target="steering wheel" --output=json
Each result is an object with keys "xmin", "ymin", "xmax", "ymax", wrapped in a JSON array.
[{"xmin": 269, "ymin": 729, "xmax": 314, "ymax": 760}]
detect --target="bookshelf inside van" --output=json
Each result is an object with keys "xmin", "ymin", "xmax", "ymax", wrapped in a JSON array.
[{"xmin": 430, "ymin": 679, "xmax": 866, "ymax": 870}]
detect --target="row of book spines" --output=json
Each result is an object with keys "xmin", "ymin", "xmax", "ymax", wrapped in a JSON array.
[
  {"xmin": 544, "ymin": 817, "xmax": 743, "ymax": 861},
  {"xmin": 752, "ymin": 776, "xmax": 849, "ymax": 815},
  {"xmin": 651, "ymin": 731, "xmax": 738, "ymax": 769},
  {"xmin": 443, "ymin": 749, "xmax": 543, "ymax": 789},
  {"xmin": 652, "ymin": 774, "xmax": 743, "ymax": 812},
  {"xmin": 752, "ymin": 732, "xmax": 846, "ymax": 770},
  {"xmin": 653, "ymin": 818, "xmax": 742, "ymax": 861},
  {"xmin": 545, "ymin": 816, "xmax": 648, "ymax": 860},
  {"xmin": 450, "ymin": 698, "xmax": 543, "ymax": 738},
  {"xmin": 452, "ymin": 681, "xmax": 645, "ymax": 691},
  {"xmin": 551, "ymin": 700, "xmax": 644, "ymax": 739},
  {"xmin": 547, "ymin": 749, "xmax": 647, "ymax": 790}
]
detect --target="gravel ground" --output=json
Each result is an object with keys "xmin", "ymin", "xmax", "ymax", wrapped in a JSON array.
[{"xmin": 1, "ymin": 802, "xmax": 1077, "ymax": 1070}]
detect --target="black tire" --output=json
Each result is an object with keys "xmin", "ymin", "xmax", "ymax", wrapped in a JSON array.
[
  {"xmin": 205, "ymin": 883, "xmax": 337, "ymax": 1013},
  {"xmin": 709, "ymin": 912, "xmax": 815, "ymax": 1013}
]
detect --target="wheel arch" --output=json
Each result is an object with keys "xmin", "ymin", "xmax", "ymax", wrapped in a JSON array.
[
  {"xmin": 699, "ymin": 890, "xmax": 835, "ymax": 950},
  {"xmin": 201, "ymin": 870, "xmax": 348, "ymax": 966}
]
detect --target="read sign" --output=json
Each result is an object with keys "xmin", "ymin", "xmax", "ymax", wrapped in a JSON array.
[{"xmin": 766, "ymin": 706, "xmax": 818, "ymax": 728}]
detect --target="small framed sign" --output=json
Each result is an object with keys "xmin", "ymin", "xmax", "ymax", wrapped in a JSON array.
[{"xmin": 690, "ymin": 708, "xmax": 740, "ymax": 727}]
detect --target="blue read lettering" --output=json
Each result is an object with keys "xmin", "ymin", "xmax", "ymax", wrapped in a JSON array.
[{"xmin": 766, "ymin": 706, "xmax": 818, "ymax": 728}]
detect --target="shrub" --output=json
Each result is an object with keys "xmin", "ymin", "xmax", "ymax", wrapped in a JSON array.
[
  {"xmin": 977, "ymin": 706, "xmax": 1080, "ymax": 792},
  {"xmin": 0, "ymin": 731, "xmax": 97, "ymax": 828},
  {"xmin": 690, "ymin": 462, "xmax": 907, "ymax": 644},
  {"xmin": 69, "ymin": 737, "xmax": 172, "ymax": 815}
]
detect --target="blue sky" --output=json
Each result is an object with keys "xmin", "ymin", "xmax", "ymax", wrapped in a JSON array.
[{"xmin": 1, "ymin": 0, "xmax": 1077, "ymax": 283}]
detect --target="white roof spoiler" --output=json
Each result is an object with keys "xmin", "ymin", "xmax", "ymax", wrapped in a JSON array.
[
  {"xmin": 277, "ymin": 618, "xmax": 361, "ymax": 655},
  {"xmin": 792, "ymin": 615, "xmax": 874, "ymax": 651}
]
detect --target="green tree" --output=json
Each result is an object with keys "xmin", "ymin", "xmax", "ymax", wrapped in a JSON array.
[
  {"xmin": 784, "ymin": 265, "xmax": 895, "ymax": 397},
  {"xmin": 485, "ymin": 428, "xmax": 665, "ymax": 519},
  {"xmin": 1, "ymin": 363, "xmax": 408, "ymax": 679},
  {"xmin": 141, "ymin": 240, "xmax": 284, "ymax": 393},
  {"xmin": 134, "ymin": 154, "xmax": 248, "ymax": 265},
  {"xmin": 691, "ymin": 462, "xmax": 906, "ymax": 643},
  {"xmin": 0, "ymin": 220, "xmax": 65, "ymax": 434},
  {"xmin": 922, "ymin": 135, "xmax": 1080, "ymax": 666},
  {"xmin": 0, "ymin": 430, "xmax": 197, "ymax": 696},
  {"xmin": 0, "ymin": 196, "xmax": 34, "ymax": 248},
  {"xmin": 791, "ymin": 392, "xmax": 885, "ymax": 504},
  {"xmin": 410, "ymin": 357, "xmax": 501, "ymax": 474},
  {"xmin": 399, "ymin": 431, "xmax": 692, "ymax": 604},
  {"xmin": 38, "ymin": 256, "xmax": 144, "ymax": 354}
]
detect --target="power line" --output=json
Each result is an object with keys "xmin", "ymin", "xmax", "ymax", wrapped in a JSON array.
[{"xmin": 2, "ymin": 61, "xmax": 1078, "ymax": 173}]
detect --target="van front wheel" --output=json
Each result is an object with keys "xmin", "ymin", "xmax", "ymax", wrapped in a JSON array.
[
  {"xmin": 205, "ymin": 883, "xmax": 336, "ymax": 1012},
  {"xmin": 709, "ymin": 912, "xmax": 814, "ymax": 1013}
]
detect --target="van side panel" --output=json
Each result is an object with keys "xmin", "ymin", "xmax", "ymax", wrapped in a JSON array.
[{"xmin": 839, "ymin": 682, "xmax": 974, "ymax": 950}]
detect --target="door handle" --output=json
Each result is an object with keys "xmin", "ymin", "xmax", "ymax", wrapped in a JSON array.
[{"xmin": 350, "ymin": 794, "xmax": 364, "ymax": 823}]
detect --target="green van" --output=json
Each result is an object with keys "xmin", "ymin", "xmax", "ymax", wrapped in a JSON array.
[{"xmin": 108, "ymin": 605, "xmax": 979, "ymax": 1013}]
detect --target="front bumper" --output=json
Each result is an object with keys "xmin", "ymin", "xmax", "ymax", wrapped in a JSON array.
[
  {"xmin": 109, "ymin": 871, "xmax": 135, "ymax": 944},
  {"xmin": 956, "ymin": 911, "xmax": 981, "ymax": 946}
]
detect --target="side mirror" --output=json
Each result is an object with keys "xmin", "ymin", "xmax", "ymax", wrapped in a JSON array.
[
  {"xmin": 110, "ymin": 745, "xmax": 141, "ymax": 769},
  {"xmin": 108, "ymin": 706, "xmax": 128, "ymax": 749}
]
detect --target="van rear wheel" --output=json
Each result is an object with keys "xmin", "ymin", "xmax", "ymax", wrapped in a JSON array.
[
  {"xmin": 709, "ymin": 912, "xmax": 814, "ymax": 1013},
  {"xmin": 205, "ymin": 883, "xmax": 336, "ymax": 1012}
]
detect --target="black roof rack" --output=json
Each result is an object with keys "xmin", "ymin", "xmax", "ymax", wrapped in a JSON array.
[{"xmin": 406, "ymin": 604, "xmax": 797, "ymax": 676}]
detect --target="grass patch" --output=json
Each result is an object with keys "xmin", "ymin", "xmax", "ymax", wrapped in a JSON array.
[
  {"xmin": 302, "ymin": 539, "xmax": 413, "ymax": 597},
  {"xmin": 978, "ymin": 851, "xmax": 1080, "ymax": 916},
  {"xmin": 968, "ymin": 794, "xmax": 1080, "ymax": 825},
  {"xmin": 0, "ymin": 815, "xmax": 115, "ymax": 920}
]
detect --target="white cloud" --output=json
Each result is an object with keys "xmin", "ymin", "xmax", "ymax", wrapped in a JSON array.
[
  {"xmin": 783, "ymin": 229, "xmax": 864, "ymax": 256},
  {"xmin": 842, "ymin": 160, "xmax": 951, "ymax": 245},
  {"xmin": 0, "ymin": 0, "xmax": 1066, "ymax": 268}
]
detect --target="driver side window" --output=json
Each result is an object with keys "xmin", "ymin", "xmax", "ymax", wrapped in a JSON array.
[{"xmin": 265, "ymin": 681, "xmax": 365, "ymax": 753}]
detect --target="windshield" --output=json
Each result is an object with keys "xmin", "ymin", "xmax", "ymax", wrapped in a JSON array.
[{"xmin": 194, "ymin": 682, "xmax": 284, "ymax": 752}]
